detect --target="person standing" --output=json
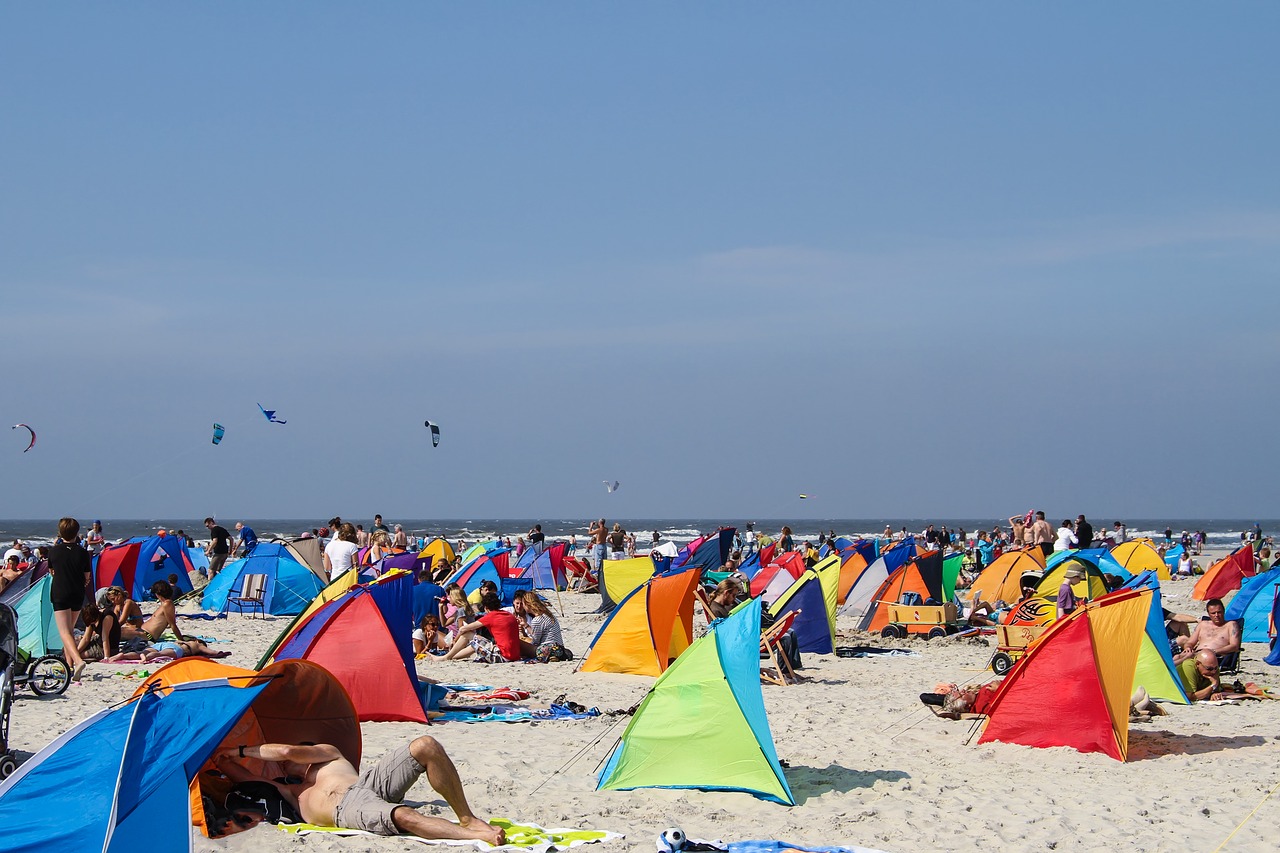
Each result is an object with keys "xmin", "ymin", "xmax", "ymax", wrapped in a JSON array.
[
  {"xmin": 527, "ymin": 523, "xmax": 545, "ymax": 555},
  {"xmin": 204, "ymin": 517, "xmax": 232, "ymax": 578},
  {"xmin": 373, "ymin": 514, "xmax": 390, "ymax": 535},
  {"xmin": 235, "ymin": 521, "xmax": 258, "ymax": 557},
  {"xmin": 607, "ymin": 523, "xmax": 627, "ymax": 561},
  {"xmin": 588, "ymin": 519, "xmax": 607, "ymax": 572},
  {"xmin": 86, "ymin": 520, "xmax": 106, "ymax": 555},
  {"xmin": 324, "ymin": 523, "xmax": 361, "ymax": 582},
  {"xmin": 1112, "ymin": 521, "xmax": 1127, "ymax": 544},
  {"xmin": 49, "ymin": 517, "xmax": 92, "ymax": 680},
  {"xmin": 1029, "ymin": 511, "xmax": 1054, "ymax": 557},
  {"xmin": 1075, "ymin": 515, "xmax": 1093, "ymax": 550}
]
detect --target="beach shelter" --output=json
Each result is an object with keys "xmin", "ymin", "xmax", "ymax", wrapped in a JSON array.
[
  {"xmin": 1163, "ymin": 543, "xmax": 1185, "ymax": 572},
  {"xmin": 768, "ymin": 558, "xmax": 839, "ymax": 654},
  {"xmin": 737, "ymin": 549, "xmax": 762, "ymax": 578},
  {"xmin": 269, "ymin": 536, "xmax": 327, "ymax": 581},
  {"xmin": 446, "ymin": 555, "xmax": 503, "ymax": 598},
  {"xmin": 856, "ymin": 550, "xmax": 945, "ymax": 634},
  {"xmin": 601, "ymin": 556, "xmax": 659, "ymax": 607},
  {"xmin": 1118, "ymin": 571, "xmax": 1190, "ymax": 704},
  {"xmin": 835, "ymin": 549, "xmax": 869, "ymax": 604},
  {"xmin": 265, "ymin": 572, "xmax": 445, "ymax": 722},
  {"xmin": 198, "ymin": 543, "xmax": 325, "ymax": 616},
  {"xmin": 1045, "ymin": 548, "xmax": 1130, "ymax": 582},
  {"xmin": 1193, "ymin": 546, "xmax": 1256, "ymax": 601},
  {"xmin": 256, "ymin": 568, "xmax": 362, "ymax": 667},
  {"xmin": 96, "ymin": 535, "xmax": 195, "ymax": 600},
  {"xmin": 968, "ymin": 550, "xmax": 1046, "ymax": 606},
  {"xmin": 674, "ymin": 528, "xmax": 736, "ymax": 574},
  {"xmin": 578, "ymin": 568, "xmax": 699, "ymax": 677},
  {"xmin": 1034, "ymin": 554, "xmax": 1109, "ymax": 605},
  {"xmin": 749, "ymin": 552, "xmax": 807, "ymax": 602},
  {"xmin": 518, "ymin": 542, "xmax": 567, "ymax": 589},
  {"xmin": 0, "ymin": 674, "xmax": 267, "ymax": 853},
  {"xmin": 1266, "ymin": 592, "xmax": 1280, "ymax": 666},
  {"xmin": 419, "ymin": 536, "xmax": 456, "ymax": 567},
  {"xmin": 1224, "ymin": 566, "xmax": 1280, "ymax": 643},
  {"xmin": 1111, "ymin": 539, "xmax": 1171, "ymax": 582},
  {"xmin": 0, "ymin": 560, "xmax": 50, "ymax": 608},
  {"xmin": 978, "ymin": 586, "xmax": 1154, "ymax": 761},
  {"xmin": 457, "ymin": 539, "xmax": 508, "ymax": 569},
  {"xmin": 942, "ymin": 552, "xmax": 964, "ymax": 602},
  {"xmin": 133, "ymin": 658, "xmax": 361, "ymax": 837},
  {"xmin": 14, "ymin": 574, "xmax": 61, "ymax": 654},
  {"xmin": 598, "ymin": 597, "xmax": 794, "ymax": 805}
]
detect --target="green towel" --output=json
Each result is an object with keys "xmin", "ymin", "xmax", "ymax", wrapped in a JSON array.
[{"xmin": 277, "ymin": 817, "xmax": 622, "ymax": 851}]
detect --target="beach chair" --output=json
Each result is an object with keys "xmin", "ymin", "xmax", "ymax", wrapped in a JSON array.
[
  {"xmin": 760, "ymin": 610, "xmax": 799, "ymax": 686},
  {"xmin": 563, "ymin": 557, "xmax": 597, "ymax": 593},
  {"xmin": 226, "ymin": 573, "xmax": 267, "ymax": 619},
  {"xmin": 694, "ymin": 586, "xmax": 719, "ymax": 625}
]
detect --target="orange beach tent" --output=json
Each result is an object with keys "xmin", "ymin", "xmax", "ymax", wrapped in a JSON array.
[
  {"xmin": 968, "ymin": 549, "xmax": 1046, "ymax": 605},
  {"xmin": 578, "ymin": 569, "xmax": 699, "ymax": 676}
]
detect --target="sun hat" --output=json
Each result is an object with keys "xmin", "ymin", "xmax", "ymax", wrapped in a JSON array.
[{"xmin": 1064, "ymin": 566, "xmax": 1086, "ymax": 579}]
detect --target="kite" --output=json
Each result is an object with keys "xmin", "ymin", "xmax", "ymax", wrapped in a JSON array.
[
  {"xmin": 257, "ymin": 403, "xmax": 287, "ymax": 424},
  {"xmin": 212, "ymin": 423, "xmax": 225, "ymax": 445},
  {"xmin": 604, "ymin": 480, "xmax": 620, "ymax": 493},
  {"xmin": 424, "ymin": 420, "xmax": 441, "ymax": 447},
  {"xmin": 798, "ymin": 494, "xmax": 809, "ymax": 499},
  {"xmin": 11, "ymin": 423, "xmax": 35, "ymax": 452}
]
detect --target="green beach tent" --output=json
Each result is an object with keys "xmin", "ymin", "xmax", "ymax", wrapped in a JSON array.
[
  {"xmin": 15, "ymin": 574, "xmax": 62, "ymax": 655},
  {"xmin": 597, "ymin": 596, "xmax": 794, "ymax": 805}
]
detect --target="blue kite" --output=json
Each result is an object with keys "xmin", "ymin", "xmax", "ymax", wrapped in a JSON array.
[
  {"xmin": 257, "ymin": 403, "xmax": 287, "ymax": 424},
  {"xmin": 211, "ymin": 423, "xmax": 225, "ymax": 445}
]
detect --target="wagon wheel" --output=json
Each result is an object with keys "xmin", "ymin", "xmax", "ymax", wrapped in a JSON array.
[
  {"xmin": 927, "ymin": 626, "xmax": 948, "ymax": 640},
  {"xmin": 991, "ymin": 651, "xmax": 1014, "ymax": 675}
]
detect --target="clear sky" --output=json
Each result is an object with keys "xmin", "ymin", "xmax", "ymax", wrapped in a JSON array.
[{"xmin": 3, "ymin": 3, "xmax": 1278, "ymax": 521}]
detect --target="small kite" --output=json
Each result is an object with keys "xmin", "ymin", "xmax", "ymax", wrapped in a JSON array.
[
  {"xmin": 798, "ymin": 494, "xmax": 809, "ymax": 499},
  {"xmin": 11, "ymin": 423, "xmax": 35, "ymax": 452},
  {"xmin": 257, "ymin": 403, "xmax": 287, "ymax": 424},
  {"xmin": 424, "ymin": 421, "xmax": 440, "ymax": 447},
  {"xmin": 212, "ymin": 423, "xmax": 225, "ymax": 445},
  {"xmin": 604, "ymin": 480, "xmax": 620, "ymax": 493}
]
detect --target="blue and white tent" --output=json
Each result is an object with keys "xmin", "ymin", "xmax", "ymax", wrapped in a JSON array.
[
  {"xmin": 200, "ymin": 543, "xmax": 325, "ymax": 616},
  {"xmin": 0, "ymin": 678, "xmax": 265, "ymax": 852}
]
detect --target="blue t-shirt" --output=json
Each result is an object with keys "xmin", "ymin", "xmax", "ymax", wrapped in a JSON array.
[{"xmin": 239, "ymin": 526, "xmax": 258, "ymax": 549}]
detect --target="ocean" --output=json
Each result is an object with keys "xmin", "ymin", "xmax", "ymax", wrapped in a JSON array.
[{"xmin": 2, "ymin": 517, "xmax": 1274, "ymax": 551}]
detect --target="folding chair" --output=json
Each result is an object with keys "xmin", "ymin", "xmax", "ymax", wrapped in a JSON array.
[
  {"xmin": 226, "ymin": 573, "xmax": 267, "ymax": 619},
  {"xmin": 760, "ymin": 609, "xmax": 799, "ymax": 686},
  {"xmin": 563, "ymin": 557, "xmax": 597, "ymax": 593}
]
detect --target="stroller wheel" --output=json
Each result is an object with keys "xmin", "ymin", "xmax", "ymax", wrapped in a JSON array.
[
  {"xmin": 0, "ymin": 754, "xmax": 15, "ymax": 780},
  {"xmin": 28, "ymin": 656, "xmax": 71, "ymax": 697}
]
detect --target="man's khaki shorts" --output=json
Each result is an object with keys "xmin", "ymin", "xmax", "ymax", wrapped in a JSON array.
[{"xmin": 333, "ymin": 744, "xmax": 425, "ymax": 835}]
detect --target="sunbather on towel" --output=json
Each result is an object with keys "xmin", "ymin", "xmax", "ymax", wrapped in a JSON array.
[
  {"xmin": 105, "ymin": 637, "xmax": 226, "ymax": 662},
  {"xmin": 208, "ymin": 738, "xmax": 504, "ymax": 845}
]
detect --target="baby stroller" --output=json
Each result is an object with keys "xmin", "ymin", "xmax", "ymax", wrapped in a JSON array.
[{"xmin": 0, "ymin": 603, "xmax": 70, "ymax": 777}]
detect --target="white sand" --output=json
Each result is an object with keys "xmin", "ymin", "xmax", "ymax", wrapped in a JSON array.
[{"xmin": 7, "ymin": 549, "xmax": 1280, "ymax": 853}]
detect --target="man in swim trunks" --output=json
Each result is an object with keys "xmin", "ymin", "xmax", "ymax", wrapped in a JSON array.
[
  {"xmin": 121, "ymin": 579, "xmax": 185, "ymax": 645},
  {"xmin": 208, "ymin": 738, "xmax": 504, "ymax": 844},
  {"xmin": 1175, "ymin": 598, "xmax": 1241, "ymax": 663}
]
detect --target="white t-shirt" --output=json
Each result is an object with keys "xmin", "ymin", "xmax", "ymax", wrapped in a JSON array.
[
  {"xmin": 324, "ymin": 539, "xmax": 360, "ymax": 580},
  {"xmin": 1054, "ymin": 527, "xmax": 1078, "ymax": 552}
]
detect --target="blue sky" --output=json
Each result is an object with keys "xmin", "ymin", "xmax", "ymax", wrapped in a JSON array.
[{"xmin": 3, "ymin": 3, "xmax": 1278, "ymax": 521}]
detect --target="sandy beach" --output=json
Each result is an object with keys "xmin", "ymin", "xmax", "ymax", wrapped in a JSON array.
[{"xmin": 6, "ymin": 545, "xmax": 1279, "ymax": 853}]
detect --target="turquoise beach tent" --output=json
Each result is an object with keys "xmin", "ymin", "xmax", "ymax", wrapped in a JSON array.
[
  {"xmin": 0, "ymin": 678, "xmax": 266, "ymax": 853},
  {"xmin": 1224, "ymin": 566, "xmax": 1280, "ymax": 643},
  {"xmin": 15, "ymin": 574, "xmax": 61, "ymax": 654},
  {"xmin": 598, "ymin": 597, "xmax": 794, "ymax": 805},
  {"xmin": 199, "ymin": 543, "xmax": 325, "ymax": 616}
]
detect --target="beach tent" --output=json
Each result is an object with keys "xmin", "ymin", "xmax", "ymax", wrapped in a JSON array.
[
  {"xmin": 598, "ymin": 597, "xmax": 794, "ymax": 805},
  {"xmin": 0, "ymin": 560, "xmax": 50, "ymax": 608},
  {"xmin": 835, "ymin": 549, "xmax": 869, "ymax": 605},
  {"xmin": 133, "ymin": 658, "xmax": 361, "ymax": 837},
  {"xmin": 978, "ymin": 586, "xmax": 1154, "ymax": 761},
  {"xmin": 856, "ymin": 550, "xmax": 945, "ymax": 634},
  {"xmin": 457, "ymin": 540, "xmax": 508, "ymax": 569},
  {"xmin": 578, "ymin": 568, "xmax": 699, "ymax": 677},
  {"xmin": 0, "ymin": 674, "xmax": 266, "ymax": 853},
  {"xmin": 95, "ymin": 535, "xmax": 195, "ymax": 600},
  {"xmin": 256, "ymin": 568, "xmax": 362, "ymax": 667},
  {"xmin": 1163, "ymin": 543, "xmax": 1185, "ymax": 572},
  {"xmin": 768, "ymin": 557, "xmax": 839, "ymax": 654},
  {"xmin": 1266, "ymin": 592, "xmax": 1280, "ymax": 666},
  {"xmin": 269, "ymin": 536, "xmax": 327, "ymax": 581},
  {"xmin": 750, "ymin": 552, "xmax": 807, "ymax": 603},
  {"xmin": 516, "ymin": 542, "xmax": 567, "ymax": 590},
  {"xmin": 681, "ymin": 527, "xmax": 735, "ymax": 573},
  {"xmin": 1034, "ymin": 555, "xmax": 1109, "ymax": 605},
  {"xmin": 968, "ymin": 550, "xmax": 1046, "ymax": 606},
  {"xmin": 1111, "ymin": 539, "xmax": 1171, "ymax": 582},
  {"xmin": 1193, "ymin": 546, "xmax": 1256, "ymax": 601},
  {"xmin": 942, "ymin": 552, "xmax": 964, "ymax": 602},
  {"xmin": 446, "ymin": 555, "xmax": 503, "ymax": 597},
  {"xmin": 186, "ymin": 547, "xmax": 210, "ymax": 576},
  {"xmin": 199, "ymin": 543, "xmax": 325, "ymax": 616},
  {"xmin": 1045, "ymin": 548, "xmax": 1131, "ymax": 583},
  {"xmin": 1118, "ymin": 571, "xmax": 1190, "ymax": 704},
  {"xmin": 419, "ymin": 536, "xmax": 456, "ymax": 567},
  {"xmin": 737, "ymin": 549, "xmax": 762, "ymax": 578},
  {"xmin": 14, "ymin": 574, "xmax": 61, "ymax": 654},
  {"xmin": 601, "ymin": 556, "xmax": 659, "ymax": 607},
  {"xmin": 1224, "ymin": 566, "xmax": 1280, "ymax": 643},
  {"xmin": 265, "ymin": 571, "xmax": 445, "ymax": 722}
]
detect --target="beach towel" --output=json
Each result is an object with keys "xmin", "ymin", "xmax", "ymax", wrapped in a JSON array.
[
  {"xmin": 178, "ymin": 612, "xmax": 228, "ymax": 620},
  {"xmin": 834, "ymin": 647, "xmax": 920, "ymax": 658},
  {"xmin": 656, "ymin": 832, "xmax": 889, "ymax": 853},
  {"xmin": 278, "ymin": 817, "xmax": 622, "ymax": 851},
  {"xmin": 434, "ymin": 704, "xmax": 601, "ymax": 723}
]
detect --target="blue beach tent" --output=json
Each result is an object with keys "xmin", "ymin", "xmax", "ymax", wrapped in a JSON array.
[
  {"xmin": 0, "ymin": 678, "xmax": 266, "ymax": 853},
  {"xmin": 1224, "ymin": 566, "xmax": 1280, "ymax": 643},
  {"xmin": 199, "ymin": 543, "xmax": 325, "ymax": 616},
  {"xmin": 1046, "ymin": 548, "xmax": 1132, "ymax": 583}
]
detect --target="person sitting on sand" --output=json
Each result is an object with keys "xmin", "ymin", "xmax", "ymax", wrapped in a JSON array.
[
  {"xmin": 77, "ymin": 602, "xmax": 121, "ymax": 661},
  {"xmin": 121, "ymin": 580, "xmax": 186, "ymax": 644},
  {"xmin": 440, "ymin": 591, "xmax": 521, "ymax": 662},
  {"xmin": 206, "ymin": 738, "xmax": 504, "ymax": 844},
  {"xmin": 104, "ymin": 586, "xmax": 145, "ymax": 630},
  {"xmin": 706, "ymin": 578, "xmax": 743, "ymax": 620},
  {"xmin": 440, "ymin": 585, "xmax": 475, "ymax": 644},
  {"xmin": 1175, "ymin": 598, "xmax": 1241, "ymax": 664},
  {"xmin": 512, "ymin": 590, "xmax": 571, "ymax": 662},
  {"xmin": 413, "ymin": 615, "xmax": 448, "ymax": 655}
]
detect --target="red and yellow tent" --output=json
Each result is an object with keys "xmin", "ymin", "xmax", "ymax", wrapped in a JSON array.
[
  {"xmin": 978, "ymin": 586, "xmax": 1152, "ymax": 761},
  {"xmin": 1193, "ymin": 546, "xmax": 1256, "ymax": 601}
]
